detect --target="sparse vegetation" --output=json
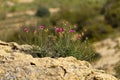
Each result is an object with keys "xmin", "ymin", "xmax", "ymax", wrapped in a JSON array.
[
  {"xmin": 104, "ymin": 0, "xmax": 120, "ymax": 28},
  {"xmin": 0, "ymin": 11, "xmax": 6, "ymax": 20},
  {"xmin": 82, "ymin": 20, "xmax": 114, "ymax": 42},
  {"xmin": 36, "ymin": 6, "xmax": 50, "ymax": 17},
  {"xmin": 8, "ymin": 22, "xmax": 100, "ymax": 62},
  {"xmin": 0, "ymin": 0, "xmax": 110, "ymax": 42},
  {"xmin": 115, "ymin": 61, "xmax": 120, "ymax": 78}
]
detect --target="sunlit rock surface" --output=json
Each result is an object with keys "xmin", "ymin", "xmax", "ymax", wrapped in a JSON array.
[
  {"xmin": 93, "ymin": 37, "xmax": 120, "ymax": 75},
  {"xmin": 0, "ymin": 40, "xmax": 118, "ymax": 80}
]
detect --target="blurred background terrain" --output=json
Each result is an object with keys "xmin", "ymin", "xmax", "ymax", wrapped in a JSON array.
[{"xmin": 0, "ymin": 0, "xmax": 120, "ymax": 78}]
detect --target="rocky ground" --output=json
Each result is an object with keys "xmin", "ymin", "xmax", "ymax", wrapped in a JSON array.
[
  {"xmin": 17, "ymin": 0, "xmax": 34, "ymax": 3},
  {"xmin": 93, "ymin": 37, "xmax": 120, "ymax": 75},
  {"xmin": 0, "ymin": 40, "xmax": 118, "ymax": 80}
]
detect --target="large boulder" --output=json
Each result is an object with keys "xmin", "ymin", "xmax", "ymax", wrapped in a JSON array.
[{"xmin": 0, "ymin": 40, "xmax": 118, "ymax": 80}]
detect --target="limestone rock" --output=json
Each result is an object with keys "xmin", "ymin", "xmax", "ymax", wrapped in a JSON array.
[
  {"xmin": 0, "ymin": 40, "xmax": 118, "ymax": 80},
  {"xmin": 93, "ymin": 37, "xmax": 120, "ymax": 75}
]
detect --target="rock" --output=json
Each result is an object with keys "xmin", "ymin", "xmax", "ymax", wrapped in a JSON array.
[
  {"xmin": 0, "ymin": 41, "xmax": 118, "ymax": 80},
  {"xmin": 93, "ymin": 37, "xmax": 120, "ymax": 75},
  {"xmin": 49, "ymin": 8, "xmax": 60, "ymax": 14},
  {"xmin": 18, "ymin": 0, "xmax": 33, "ymax": 3}
]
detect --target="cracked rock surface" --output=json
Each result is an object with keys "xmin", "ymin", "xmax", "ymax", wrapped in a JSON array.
[{"xmin": 0, "ymin": 40, "xmax": 118, "ymax": 80}]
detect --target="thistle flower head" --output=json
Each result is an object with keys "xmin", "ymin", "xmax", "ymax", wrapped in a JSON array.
[
  {"xmin": 39, "ymin": 25, "xmax": 45, "ymax": 30},
  {"xmin": 24, "ymin": 27, "xmax": 29, "ymax": 33},
  {"xmin": 61, "ymin": 28, "xmax": 64, "ymax": 32},
  {"xmin": 55, "ymin": 27, "xmax": 65, "ymax": 33},
  {"xmin": 56, "ymin": 27, "xmax": 61, "ymax": 33},
  {"xmin": 69, "ymin": 29, "xmax": 75, "ymax": 33}
]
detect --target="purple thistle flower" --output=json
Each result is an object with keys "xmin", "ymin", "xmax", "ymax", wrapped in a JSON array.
[
  {"xmin": 56, "ymin": 27, "xmax": 61, "ymax": 33},
  {"xmin": 39, "ymin": 25, "xmax": 45, "ymax": 30},
  {"xmin": 69, "ymin": 29, "xmax": 75, "ymax": 33},
  {"xmin": 24, "ymin": 27, "xmax": 29, "ymax": 33},
  {"xmin": 55, "ymin": 27, "xmax": 65, "ymax": 33},
  {"xmin": 61, "ymin": 28, "xmax": 64, "ymax": 32}
]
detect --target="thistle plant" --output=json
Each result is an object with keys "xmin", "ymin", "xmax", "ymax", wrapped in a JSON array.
[{"xmin": 10, "ymin": 21, "xmax": 100, "ymax": 62}]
